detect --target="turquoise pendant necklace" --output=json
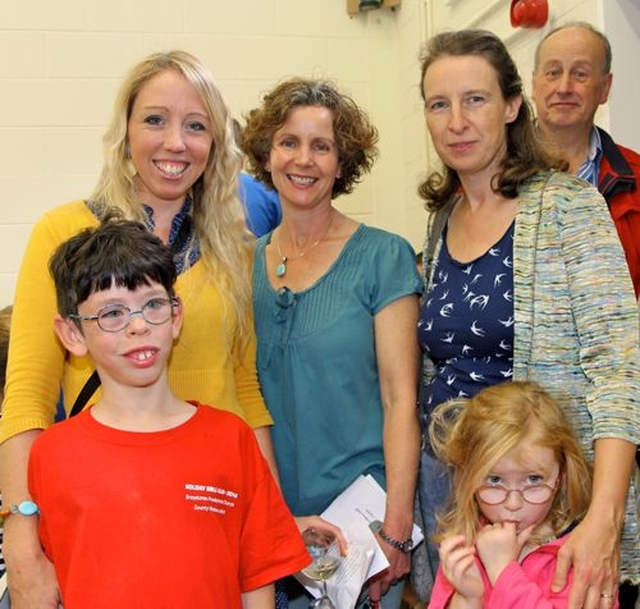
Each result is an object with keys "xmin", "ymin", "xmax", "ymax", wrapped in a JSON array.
[
  {"xmin": 274, "ymin": 214, "xmax": 334, "ymax": 279},
  {"xmin": 276, "ymin": 254, "xmax": 288, "ymax": 278}
]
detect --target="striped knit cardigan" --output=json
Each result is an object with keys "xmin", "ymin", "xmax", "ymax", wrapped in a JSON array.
[{"xmin": 421, "ymin": 170, "xmax": 640, "ymax": 582}]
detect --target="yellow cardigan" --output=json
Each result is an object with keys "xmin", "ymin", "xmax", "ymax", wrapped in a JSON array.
[{"xmin": 0, "ymin": 201, "xmax": 272, "ymax": 441}]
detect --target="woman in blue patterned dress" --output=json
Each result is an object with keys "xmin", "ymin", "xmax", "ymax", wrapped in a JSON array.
[
  {"xmin": 243, "ymin": 78, "xmax": 422, "ymax": 608},
  {"xmin": 416, "ymin": 30, "xmax": 639, "ymax": 608}
]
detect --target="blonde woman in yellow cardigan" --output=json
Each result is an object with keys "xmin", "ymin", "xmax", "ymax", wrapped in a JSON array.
[{"xmin": 0, "ymin": 50, "xmax": 276, "ymax": 608}]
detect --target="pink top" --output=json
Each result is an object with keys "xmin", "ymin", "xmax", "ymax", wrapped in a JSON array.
[{"xmin": 428, "ymin": 536, "xmax": 619, "ymax": 609}]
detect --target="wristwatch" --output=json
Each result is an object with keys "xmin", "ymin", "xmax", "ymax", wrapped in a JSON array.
[{"xmin": 369, "ymin": 519, "xmax": 413, "ymax": 553}]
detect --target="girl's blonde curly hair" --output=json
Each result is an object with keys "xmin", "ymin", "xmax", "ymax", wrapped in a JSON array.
[{"xmin": 429, "ymin": 381, "xmax": 592, "ymax": 544}]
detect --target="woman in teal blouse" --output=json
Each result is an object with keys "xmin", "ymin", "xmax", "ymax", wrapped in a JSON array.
[{"xmin": 243, "ymin": 78, "xmax": 422, "ymax": 608}]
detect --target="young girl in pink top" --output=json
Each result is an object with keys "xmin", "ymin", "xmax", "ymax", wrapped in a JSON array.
[{"xmin": 427, "ymin": 381, "xmax": 618, "ymax": 609}]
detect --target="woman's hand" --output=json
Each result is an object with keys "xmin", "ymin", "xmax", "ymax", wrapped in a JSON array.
[
  {"xmin": 551, "ymin": 512, "xmax": 619, "ymax": 608},
  {"xmin": 551, "ymin": 438, "xmax": 634, "ymax": 609},
  {"xmin": 367, "ymin": 542, "xmax": 410, "ymax": 601},
  {"xmin": 294, "ymin": 515, "xmax": 348, "ymax": 556},
  {"xmin": 5, "ymin": 525, "xmax": 61, "ymax": 609},
  {"xmin": 438, "ymin": 534, "xmax": 484, "ymax": 604},
  {"xmin": 0, "ymin": 431, "xmax": 60, "ymax": 608}
]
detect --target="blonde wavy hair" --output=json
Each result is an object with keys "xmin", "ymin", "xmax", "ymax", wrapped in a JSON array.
[
  {"xmin": 429, "ymin": 381, "xmax": 592, "ymax": 544},
  {"xmin": 89, "ymin": 50, "xmax": 252, "ymax": 340}
]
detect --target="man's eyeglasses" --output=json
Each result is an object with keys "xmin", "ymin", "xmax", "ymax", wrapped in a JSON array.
[
  {"xmin": 476, "ymin": 481, "xmax": 557, "ymax": 506},
  {"xmin": 69, "ymin": 297, "xmax": 178, "ymax": 333}
]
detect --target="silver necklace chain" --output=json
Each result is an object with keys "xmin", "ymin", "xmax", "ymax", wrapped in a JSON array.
[{"xmin": 274, "ymin": 214, "xmax": 334, "ymax": 278}]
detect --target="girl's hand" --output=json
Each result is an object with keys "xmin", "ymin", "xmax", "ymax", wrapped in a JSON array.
[
  {"xmin": 476, "ymin": 522, "xmax": 534, "ymax": 584},
  {"xmin": 438, "ymin": 534, "xmax": 484, "ymax": 602}
]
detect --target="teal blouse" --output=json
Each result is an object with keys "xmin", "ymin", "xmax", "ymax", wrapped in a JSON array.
[{"xmin": 254, "ymin": 225, "xmax": 422, "ymax": 516}]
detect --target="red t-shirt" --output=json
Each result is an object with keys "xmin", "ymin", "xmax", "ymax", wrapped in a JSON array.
[{"xmin": 29, "ymin": 403, "xmax": 309, "ymax": 608}]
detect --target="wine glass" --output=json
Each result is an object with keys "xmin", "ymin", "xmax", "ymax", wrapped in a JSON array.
[{"xmin": 301, "ymin": 528, "xmax": 342, "ymax": 609}]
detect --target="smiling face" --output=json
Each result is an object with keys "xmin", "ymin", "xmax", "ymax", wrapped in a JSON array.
[
  {"xmin": 127, "ymin": 69, "xmax": 214, "ymax": 214},
  {"xmin": 422, "ymin": 55, "xmax": 521, "ymax": 184},
  {"xmin": 266, "ymin": 105, "xmax": 341, "ymax": 210},
  {"xmin": 56, "ymin": 282, "xmax": 182, "ymax": 390},
  {"xmin": 475, "ymin": 434, "xmax": 560, "ymax": 535},
  {"xmin": 531, "ymin": 26, "xmax": 612, "ymax": 134}
]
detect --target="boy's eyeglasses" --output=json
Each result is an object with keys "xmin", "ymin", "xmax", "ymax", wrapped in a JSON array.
[
  {"xmin": 476, "ymin": 481, "xmax": 557, "ymax": 506},
  {"xmin": 69, "ymin": 297, "xmax": 178, "ymax": 333}
]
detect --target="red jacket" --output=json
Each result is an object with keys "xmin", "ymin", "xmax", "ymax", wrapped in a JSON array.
[{"xmin": 597, "ymin": 127, "xmax": 640, "ymax": 297}]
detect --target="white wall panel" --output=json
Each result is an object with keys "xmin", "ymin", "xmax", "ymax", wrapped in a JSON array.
[{"xmin": 0, "ymin": 0, "xmax": 636, "ymax": 300}]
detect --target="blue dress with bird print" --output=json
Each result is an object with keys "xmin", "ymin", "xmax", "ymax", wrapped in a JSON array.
[{"xmin": 417, "ymin": 221, "xmax": 515, "ymax": 434}]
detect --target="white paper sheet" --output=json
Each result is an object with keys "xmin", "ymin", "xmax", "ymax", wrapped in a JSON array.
[
  {"xmin": 296, "ymin": 473, "xmax": 425, "ymax": 607},
  {"xmin": 321, "ymin": 474, "xmax": 424, "ymax": 579}
]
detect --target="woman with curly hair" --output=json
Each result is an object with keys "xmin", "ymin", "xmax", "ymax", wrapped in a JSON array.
[
  {"xmin": 0, "ymin": 50, "xmax": 275, "ymax": 607},
  {"xmin": 243, "ymin": 78, "xmax": 422, "ymax": 608}
]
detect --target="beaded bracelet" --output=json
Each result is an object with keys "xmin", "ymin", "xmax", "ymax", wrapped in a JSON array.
[{"xmin": 0, "ymin": 500, "xmax": 40, "ymax": 525}]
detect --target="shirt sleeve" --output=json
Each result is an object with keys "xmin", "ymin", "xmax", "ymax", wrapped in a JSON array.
[
  {"xmin": 238, "ymin": 427, "xmax": 309, "ymax": 592},
  {"xmin": 238, "ymin": 173, "xmax": 282, "ymax": 238},
  {"xmin": 368, "ymin": 231, "xmax": 423, "ymax": 315},
  {"xmin": 0, "ymin": 206, "xmax": 88, "ymax": 442},
  {"xmin": 488, "ymin": 560, "xmax": 571, "ymax": 609},
  {"xmin": 233, "ymin": 312, "xmax": 273, "ymax": 429},
  {"xmin": 427, "ymin": 568, "xmax": 457, "ymax": 609},
  {"xmin": 553, "ymin": 179, "xmax": 640, "ymax": 443}
]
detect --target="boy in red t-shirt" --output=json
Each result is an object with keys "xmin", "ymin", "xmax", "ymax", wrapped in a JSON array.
[{"xmin": 25, "ymin": 218, "xmax": 308, "ymax": 608}]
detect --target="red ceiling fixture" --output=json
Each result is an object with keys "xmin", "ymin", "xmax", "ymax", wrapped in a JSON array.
[{"xmin": 510, "ymin": 0, "xmax": 549, "ymax": 28}]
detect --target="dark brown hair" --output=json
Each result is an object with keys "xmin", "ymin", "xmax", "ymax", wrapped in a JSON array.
[
  {"xmin": 50, "ymin": 215, "xmax": 176, "ymax": 319},
  {"xmin": 418, "ymin": 29, "xmax": 564, "ymax": 211}
]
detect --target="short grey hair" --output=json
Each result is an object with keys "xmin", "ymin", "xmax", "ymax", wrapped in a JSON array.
[{"xmin": 534, "ymin": 21, "xmax": 612, "ymax": 74}]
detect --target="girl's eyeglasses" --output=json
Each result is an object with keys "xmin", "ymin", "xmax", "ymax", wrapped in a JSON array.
[{"xmin": 476, "ymin": 481, "xmax": 557, "ymax": 505}]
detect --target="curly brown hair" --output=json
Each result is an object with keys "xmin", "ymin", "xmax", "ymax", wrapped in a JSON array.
[{"xmin": 242, "ymin": 78, "xmax": 378, "ymax": 199}]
